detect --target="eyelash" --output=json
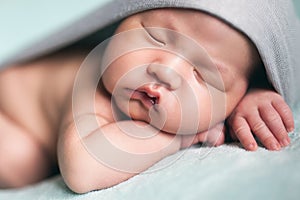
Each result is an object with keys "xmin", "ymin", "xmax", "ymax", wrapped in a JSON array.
[
  {"xmin": 145, "ymin": 29, "xmax": 165, "ymax": 46},
  {"xmin": 193, "ymin": 68, "xmax": 203, "ymax": 82}
]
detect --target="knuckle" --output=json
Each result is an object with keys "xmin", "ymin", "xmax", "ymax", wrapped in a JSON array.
[
  {"xmin": 266, "ymin": 90, "xmax": 281, "ymax": 98},
  {"xmin": 251, "ymin": 121, "xmax": 266, "ymax": 133},
  {"xmin": 286, "ymin": 118, "xmax": 295, "ymax": 126},
  {"xmin": 264, "ymin": 115, "xmax": 281, "ymax": 124},
  {"xmin": 234, "ymin": 127, "xmax": 248, "ymax": 136},
  {"xmin": 275, "ymin": 128, "xmax": 288, "ymax": 139},
  {"xmin": 238, "ymin": 105, "xmax": 252, "ymax": 114},
  {"xmin": 281, "ymin": 106, "xmax": 292, "ymax": 117},
  {"xmin": 232, "ymin": 103, "xmax": 248, "ymax": 115},
  {"xmin": 272, "ymin": 99, "xmax": 291, "ymax": 114},
  {"xmin": 232, "ymin": 124, "xmax": 248, "ymax": 136},
  {"xmin": 274, "ymin": 93, "xmax": 284, "ymax": 100},
  {"xmin": 261, "ymin": 136, "xmax": 275, "ymax": 146}
]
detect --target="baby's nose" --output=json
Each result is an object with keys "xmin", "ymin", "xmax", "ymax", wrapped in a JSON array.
[{"xmin": 147, "ymin": 64, "xmax": 182, "ymax": 90}]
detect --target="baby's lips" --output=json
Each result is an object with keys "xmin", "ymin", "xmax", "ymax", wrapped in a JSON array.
[{"xmin": 136, "ymin": 84, "xmax": 162, "ymax": 104}]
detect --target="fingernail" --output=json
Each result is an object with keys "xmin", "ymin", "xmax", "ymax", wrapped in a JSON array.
[
  {"xmin": 282, "ymin": 139, "xmax": 290, "ymax": 147},
  {"xmin": 271, "ymin": 143, "xmax": 281, "ymax": 151},
  {"xmin": 287, "ymin": 127, "xmax": 294, "ymax": 132},
  {"xmin": 248, "ymin": 143, "xmax": 256, "ymax": 151}
]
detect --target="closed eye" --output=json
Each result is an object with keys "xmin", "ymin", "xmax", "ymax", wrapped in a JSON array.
[
  {"xmin": 193, "ymin": 68, "xmax": 203, "ymax": 83},
  {"xmin": 193, "ymin": 66, "xmax": 226, "ymax": 92},
  {"xmin": 142, "ymin": 25, "xmax": 165, "ymax": 46},
  {"xmin": 147, "ymin": 31, "xmax": 165, "ymax": 46}
]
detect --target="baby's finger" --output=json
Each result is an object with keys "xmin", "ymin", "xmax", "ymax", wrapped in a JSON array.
[
  {"xmin": 227, "ymin": 122, "xmax": 238, "ymax": 141},
  {"xmin": 272, "ymin": 99, "xmax": 294, "ymax": 132},
  {"xmin": 259, "ymin": 105, "xmax": 290, "ymax": 147},
  {"xmin": 230, "ymin": 116, "xmax": 257, "ymax": 151},
  {"xmin": 247, "ymin": 111, "xmax": 281, "ymax": 151}
]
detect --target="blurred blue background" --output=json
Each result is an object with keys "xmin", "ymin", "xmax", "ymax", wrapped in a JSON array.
[
  {"xmin": 0, "ymin": 0, "xmax": 299, "ymax": 66},
  {"xmin": 294, "ymin": 0, "xmax": 300, "ymax": 15}
]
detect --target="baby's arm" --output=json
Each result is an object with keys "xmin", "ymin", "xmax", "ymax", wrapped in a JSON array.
[
  {"xmin": 58, "ymin": 119, "xmax": 178, "ymax": 193},
  {"xmin": 227, "ymin": 88, "xmax": 294, "ymax": 151},
  {"xmin": 57, "ymin": 91, "xmax": 205, "ymax": 193}
]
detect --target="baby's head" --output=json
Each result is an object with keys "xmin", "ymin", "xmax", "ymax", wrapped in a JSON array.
[{"xmin": 101, "ymin": 8, "xmax": 262, "ymax": 134}]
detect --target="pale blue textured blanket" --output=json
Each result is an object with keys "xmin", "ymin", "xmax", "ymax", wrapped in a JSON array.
[
  {"xmin": 1, "ymin": 104, "xmax": 299, "ymax": 200},
  {"xmin": 1, "ymin": 1, "xmax": 300, "ymax": 200}
]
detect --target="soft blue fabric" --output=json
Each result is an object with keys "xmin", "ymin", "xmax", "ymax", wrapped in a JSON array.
[
  {"xmin": 0, "ymin": 104, "xmax": 300, "ymax": 200},
  {"xmin": 0, "ymin": 0, "xmax": 110, "ymax": 66}
]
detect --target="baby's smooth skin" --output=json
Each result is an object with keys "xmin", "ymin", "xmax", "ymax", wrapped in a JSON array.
[
  {"xmin": 0, "ymin": 50, "xmax": 85, "ymax": 188},
  {"xmin": 0, "ymin": 9, "xmax": 293, "ymax": 192}
]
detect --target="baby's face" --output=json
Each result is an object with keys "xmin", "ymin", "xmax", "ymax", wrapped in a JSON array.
[{"xmin": 102, "ymin": 9, "xmax": 260, "ymax": 134}]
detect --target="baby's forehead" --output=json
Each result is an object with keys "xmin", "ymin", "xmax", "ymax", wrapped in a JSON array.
[
  {"xmin": 144, "ymin": 11, "xmax": 258, "ymax": 61},
  {"xmin": 138, "ymin": 8, "xmax": 227, "ymax": 31},
  {"xmin": 137, "ymin": 8, "xmax": 257, "ymax": 51}
]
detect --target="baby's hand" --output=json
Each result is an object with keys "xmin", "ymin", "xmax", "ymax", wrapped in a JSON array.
[{"xmin": 227, "ymin": 88, "xmax": 294, "ymax": 151}]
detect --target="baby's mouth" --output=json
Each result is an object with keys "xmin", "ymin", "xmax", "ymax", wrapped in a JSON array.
[
  {"xmin": 128, "ymin": 87, "xmax": 160, "ymax": 108},
  {"xmin": 142, "ymin": 91, "xmax": 158, "ymax": 105}
]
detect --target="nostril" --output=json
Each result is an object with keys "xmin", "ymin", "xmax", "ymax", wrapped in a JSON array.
[
  {"xmin": 147, "ymin": 64, "xmax": 182, "ymax": 90},
  {"xmin": 146, "ymin": 64, "xmax": 158, "ymax": 76}
]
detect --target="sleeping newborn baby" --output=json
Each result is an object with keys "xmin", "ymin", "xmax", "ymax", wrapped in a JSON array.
[{"xmin": 0, "ymin": 7, "xmax": 296, "ymax": 193}]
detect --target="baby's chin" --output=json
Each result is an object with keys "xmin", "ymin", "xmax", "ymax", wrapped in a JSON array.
[
  {"xmin": 149, "ymin": 119, "xmax": 205, "ymax": 136},
  {"xmin": 116, "ymin": 103, "xmax": 206, "ymax": 135}
]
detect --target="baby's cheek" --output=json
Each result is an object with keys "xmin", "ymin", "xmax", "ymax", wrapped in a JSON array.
[{"xmin": 101, "ymin": 70, "xmax": 117, "ymax": 95}]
